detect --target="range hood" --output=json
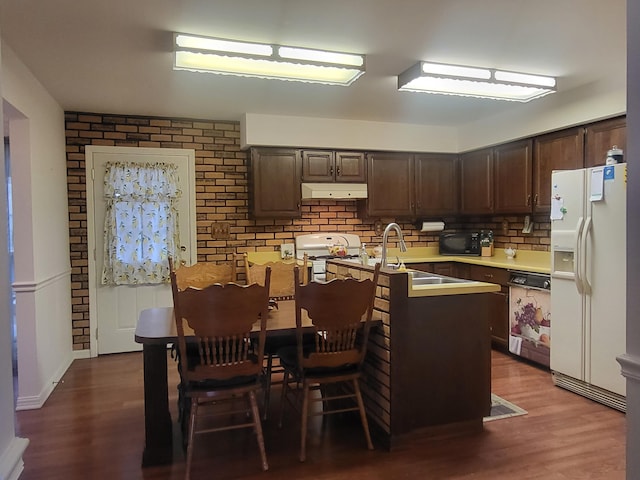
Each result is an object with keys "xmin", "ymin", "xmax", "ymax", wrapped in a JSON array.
[{"xmin": 301, "ymin": 182, "xmax": 368, "ymax": 200}]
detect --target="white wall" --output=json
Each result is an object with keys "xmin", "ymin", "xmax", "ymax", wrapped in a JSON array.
[
  {"xmin": 458, "ymin": 77, "xmax": 626, "ymax": 151},
  {"xmin": 0, "ymin": 30, "xmax": 29, "ymax": 480},
  {"xmin": 1, "ymin": 42, "xmax": 73, "ymax": 411},
  {"xmin": 241, "ymin": 113, "xmax": 460, "ymax": 152},
  {"xmin": 241, "ymin": 78, "xmax": 626, "ymax": 154}
]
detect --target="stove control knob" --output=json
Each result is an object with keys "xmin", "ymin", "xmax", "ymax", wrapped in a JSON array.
[{"xmin": 543, "ymin": 279, "xmax": 551, "ymax": 290}]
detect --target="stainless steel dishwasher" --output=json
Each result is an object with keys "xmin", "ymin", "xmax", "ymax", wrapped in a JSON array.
[{"xmin": 507, "ymin": 271, "xmax": 551, "ymax": 368}]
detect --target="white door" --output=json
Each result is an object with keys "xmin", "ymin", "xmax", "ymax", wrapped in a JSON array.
[{"xmin": 86, "ymin": 146, "xmax": 196, "ymax": 356}]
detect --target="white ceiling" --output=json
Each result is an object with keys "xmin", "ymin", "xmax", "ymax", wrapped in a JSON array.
[{"xmin": 0, "ymin": 0, "xmax": 627, "ymax": 127}]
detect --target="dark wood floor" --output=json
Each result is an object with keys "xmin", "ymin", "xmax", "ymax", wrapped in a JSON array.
[{"xmin": 15, "ymin": 349, "xmax": 626, "ymax": 480}]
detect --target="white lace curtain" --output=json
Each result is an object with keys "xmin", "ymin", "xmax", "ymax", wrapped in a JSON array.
[{"xmin": 101, "ymin": 161, "xmax": 181, "ymax": 285}]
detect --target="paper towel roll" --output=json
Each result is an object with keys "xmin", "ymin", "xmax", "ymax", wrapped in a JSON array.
[{"xmin": 420, "ymin": 221, "xmax": 445, "ymax": 232}]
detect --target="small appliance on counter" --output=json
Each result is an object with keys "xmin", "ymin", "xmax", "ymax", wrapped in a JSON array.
[{"xmin": 438, "ymin": 232, "xmax": 481, "ymax": 256}]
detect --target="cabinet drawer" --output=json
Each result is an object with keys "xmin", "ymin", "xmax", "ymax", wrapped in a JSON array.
[{"xmin": 467, "ymin": 265, "xmax": 510, "ymax": 286}]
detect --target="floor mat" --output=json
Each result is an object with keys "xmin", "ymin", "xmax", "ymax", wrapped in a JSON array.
[{"xmin": 484, "ymin": 393, "xmax": 528, "ymax": 422}]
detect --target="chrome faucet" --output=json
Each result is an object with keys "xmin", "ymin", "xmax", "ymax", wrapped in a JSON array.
[{"xmin": 381, "ymin": 223, "xmax": 407, "ymax": 269}]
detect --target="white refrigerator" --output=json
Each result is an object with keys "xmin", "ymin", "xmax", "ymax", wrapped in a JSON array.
[{"xmin": 550, "ymin": 163, "xmax": 626, "ymax": 411}]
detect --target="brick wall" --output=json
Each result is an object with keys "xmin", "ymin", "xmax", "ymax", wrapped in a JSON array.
[{"xmin": 65, "ymin": 111, "xmax": 550, "ymax": 350}]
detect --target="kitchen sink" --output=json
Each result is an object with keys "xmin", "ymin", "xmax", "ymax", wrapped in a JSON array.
[{"xmin": 407, "ymin": 270, "xmax": 471, "ymax": 285}]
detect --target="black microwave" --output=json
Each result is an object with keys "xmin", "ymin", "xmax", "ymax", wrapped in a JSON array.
[{"xmin": 439, "ymin": 232, "xmax": 481, "ymax": 256}]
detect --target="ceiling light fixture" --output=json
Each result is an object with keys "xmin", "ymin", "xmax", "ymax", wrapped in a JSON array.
[
  {"xmin": 398, "ymin": 61, "xmax": 556, "ymax": 102},
  {"xmin": 174, "ymin": 33, "xmax": 365, "ymax": 86}
]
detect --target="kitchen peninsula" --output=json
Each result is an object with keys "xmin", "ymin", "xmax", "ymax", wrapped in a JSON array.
[{"xmin": 326, "ymin": 258, "xmax": 501, "ymax": 449}]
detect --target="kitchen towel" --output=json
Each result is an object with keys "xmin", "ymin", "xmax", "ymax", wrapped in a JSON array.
[{"xmin": 420, "ymin": 221, "xmax": 445, "ymax": 232}]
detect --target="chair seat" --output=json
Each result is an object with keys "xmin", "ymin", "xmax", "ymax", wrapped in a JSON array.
[
  {"xmin": 264, "ymin": 334, "xmax": 297, "ymax": 355},
  {"xmin": 277, "ymin": 345, "xmax": 360, "ymax": 377},
  {"xmin": 185, "ymin": 374, "xmax": 261, "ymax": 394}
]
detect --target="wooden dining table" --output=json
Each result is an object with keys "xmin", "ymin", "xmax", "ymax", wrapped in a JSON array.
[{"xmin": 134, "ymin": 300, "xmax": 309, "ymax": 467}]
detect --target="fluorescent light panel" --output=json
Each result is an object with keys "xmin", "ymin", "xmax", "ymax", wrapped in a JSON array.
[
  {"xmin": 398, "ymin": 61, "xmax": 556, "ymax": 102},
  {"xmin": 174, "ymin": 33, "xmax": 365, "ymax": 86}
]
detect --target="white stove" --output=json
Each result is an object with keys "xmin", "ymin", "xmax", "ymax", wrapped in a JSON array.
[{"xmin": 295, "ymin": 233, "xmax": 362, "ymax": 282}]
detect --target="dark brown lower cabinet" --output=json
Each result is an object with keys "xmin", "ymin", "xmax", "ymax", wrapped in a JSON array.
[
  {"xmin": 410, "ymin": 262, "xmax": 456, "ymax": 277},
  {"xmin": 462, "ymin": 265, "xmax": 510, "ymax": 347}
]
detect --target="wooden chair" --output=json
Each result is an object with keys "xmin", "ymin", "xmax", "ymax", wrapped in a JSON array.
[
  {"xmin": 243, "ymin": 253, "xmax": 308, "ymax": 419},
  {"xmin": 243, "ymin": 253, "xmax": 308, "ymax": 299},
  {"xmin": 170, "ymin": 266, "xmax": 272, "ymax": 478},
  {"xmin": 168, "ymin": 256, "xmax": 240, "ymax": 443},
  {"xmin": 170, "ymin": 256, "xmax": 237, "ymax": 291},
  {"xmin": 277, "ymin": 263, "xmax": 381, "ymax": 462}
]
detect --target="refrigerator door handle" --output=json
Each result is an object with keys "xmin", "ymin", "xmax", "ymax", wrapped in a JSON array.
[
  {"xmin": 574, "ymin": 216, "xmax": 585, "ymax": 295},
  {"xmin": 581, "ymin": 216, "xmax": 592, "ymax": 295}
]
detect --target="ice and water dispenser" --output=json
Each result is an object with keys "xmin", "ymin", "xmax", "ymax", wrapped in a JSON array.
[{"xmin": 553, "ymin": 249, "xmax": 575, "ymax": 277}]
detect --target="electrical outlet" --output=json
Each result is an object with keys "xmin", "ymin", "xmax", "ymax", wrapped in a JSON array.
[
  {"xmin": 280, "ymin": 243, "xmax": 295, "ymax": 259},
  {"xmin": 211, "ymin": 222, "xmax": 230, "ymax": 239}
]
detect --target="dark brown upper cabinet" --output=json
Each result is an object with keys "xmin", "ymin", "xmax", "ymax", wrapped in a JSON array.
[
  {"xmin": 250, "ymin": 148, "xmax": 301, "ymax": 218},
  {"xmin": 414, "ymin": 153, "xmax": 459, "ymax": 217},
  {"xmin": 584, "ymin": 116, "xmax": 627, "ymax": 168},
  {"xmin": 460, "ymin": 140, "xmax": 532, "ymax": 215},
  {"xmin": 301, "ymin": 150, "xmax": 366, "ymax": 183},
  {"xmin": 459, "ymin": 148, "xmax": 494, "ymax": 215},
  {"xmin": 493, "ymin": 139, "xmax": 533, "ymax": 214},
  {"xmin": 366, "ymin": 152, "xmax": 458, "ymax": 218},
  {"xmin": 533, "ymin": 127, "xmax": 585, "ymax": 213},
  {"xmin": 366, "ymin": 152, "xmax": 414, "ymax": 216}
]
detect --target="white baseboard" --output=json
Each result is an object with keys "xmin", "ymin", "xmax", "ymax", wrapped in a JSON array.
[
  {"xmin": 73, "ymin": 349, "xmax": 91, "ymax": 360},
  {"xmin": 15, "ymin": 353, "xmax": 74, "ymax": 411},
  {"xmin": 0, "ymin": 437, "xmax": 29, "ymax": 480}
]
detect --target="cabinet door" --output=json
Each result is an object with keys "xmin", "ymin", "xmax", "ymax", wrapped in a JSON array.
[
  {"xmin": 488, "ymin": 289, "xmax": 510, "ymax": 347},
  {"xmin": 251, "ymin": 148, "xmax": 301, "ymax": 218},
  {"xmin": 414, "ymin": 154, "xmax": 458, "ymax": 216},
  {"xmin": 584, "ymin": 116, "xmax": 626, "ymax": 168},
  {"xmin": 533, "ymin": 127, "xmax": 585, "ymax": 212},
  {"xmin": 459, "ymin": 148, "xmax": 493, "ymax": 215},
  {"xmin": 411, "ymin": 262, "xmax": 434, "ymax": 273},
  {"xmin": 301, "ymin": 150, "xmax": 335, "ymax": 182},
  {"xmin": 335, "ymin": 151, "xmax": 366, "ymax": 182},
  {"xmin": 431, "ymin": 262, "xmax": 455, "ymax": 276},
  {"xmin": 494, "ymin": 139, "xmax": 533, "ymax": 214},
  {"xmin": 466, "ymin": 265, "xmax": 510, "ymax": 346},
  {"xmin": 366, "ymin": 152, "xmax": 414, "ymax": 216},
  {"xmin": 410, "ymin": 262, "xmax": 456, "ymax": 276},
  {"xmin": 467, "ymin": 264, "xmax": 511, "ymax": 285}
]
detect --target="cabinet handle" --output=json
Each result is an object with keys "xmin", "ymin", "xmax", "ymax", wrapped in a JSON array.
[
  {"xmin": 534, "ymin": 193, "xmax": 538, "ymax": 206},
  {"xmin": 336, "ymin": 166, "xmax": 341, "ymax": 176},
  {"xmin": 484, "ymin": 273, "xmax": 493, "ymax": 279},
  {"xmin": 526, "ymin": 194, "xmax": 531, "ymax": 206},
  {"xmin": 329, "ymin": 166, "xmax": 334, "ymax": 176}
]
